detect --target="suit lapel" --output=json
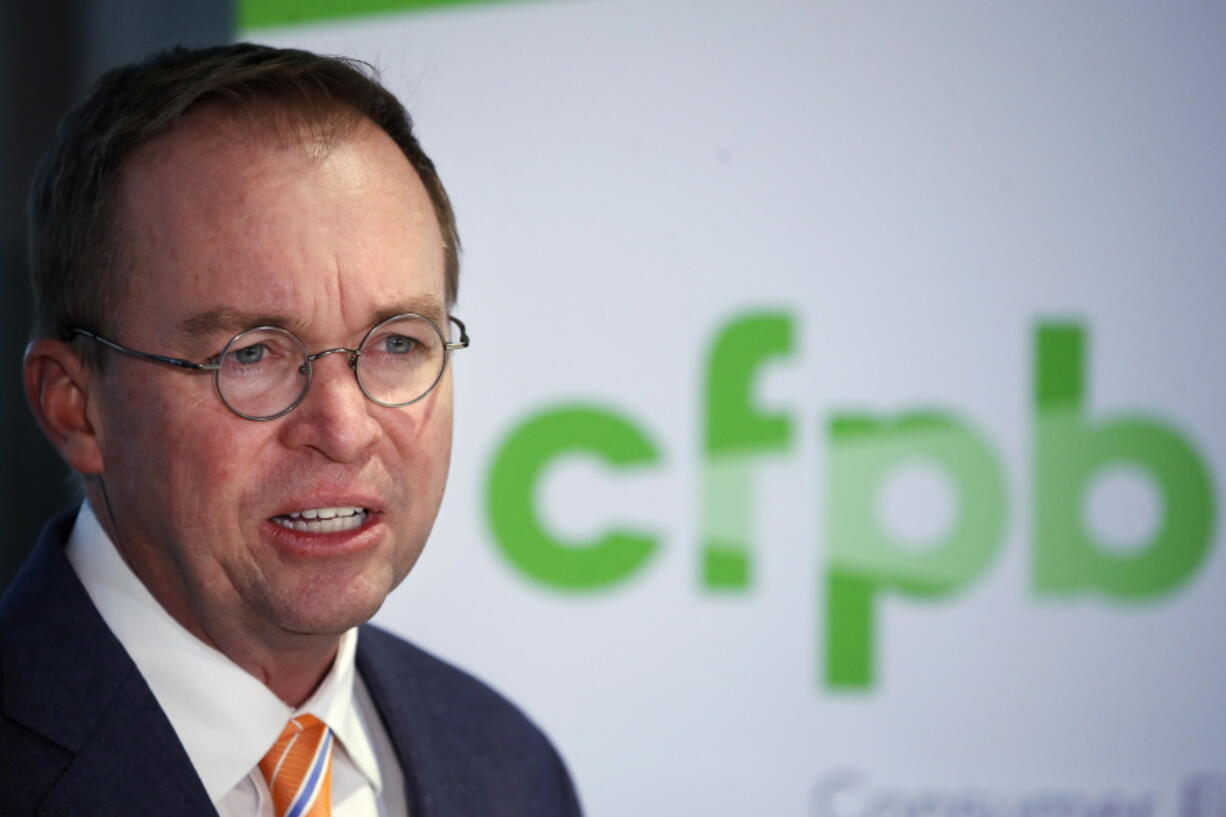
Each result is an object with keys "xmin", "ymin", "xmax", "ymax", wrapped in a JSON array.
[
  {"xmin": 0, "ymin": 511, "xmax": 217, "ymax": 817},
  {"xmin": 36, "ymin": 671, "xmax": 219, "ymax": 817},
  {"xmin": 356, "ymin": 625, "xmax": 487, "ymax": 817}
]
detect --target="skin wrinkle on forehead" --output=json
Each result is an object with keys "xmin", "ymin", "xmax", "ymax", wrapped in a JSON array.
[
  {"xmin": 120, "ymin": 118, "xmax": 448, "ymax": 355},
  {"xmin": 174, "ymin": 294, "xmax": 449, "ymax": 350},
  {"xmin": 120, "ymin": 110, "xmax": 446, "ymax": 320}
]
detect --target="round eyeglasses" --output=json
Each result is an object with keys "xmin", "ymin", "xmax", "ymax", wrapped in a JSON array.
[{"xmin": 69, "ymin": 313, "xmax": 470, "ymax": 421}]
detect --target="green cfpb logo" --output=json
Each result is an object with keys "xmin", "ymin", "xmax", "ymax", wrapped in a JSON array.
[{"xmin": 485, "ymin": 312, "xmax": 1217, "ymax": 690}]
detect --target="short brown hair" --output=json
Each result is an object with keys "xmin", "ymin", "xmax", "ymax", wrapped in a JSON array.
[{"xmin": 27, "ymin": 42, "xmax": 460, "ymax": 344}]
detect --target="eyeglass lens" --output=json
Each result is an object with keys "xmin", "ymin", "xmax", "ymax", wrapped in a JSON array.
[{"xmin": 216, "ymin": 315, "xmax": 449, "ymax": 419}]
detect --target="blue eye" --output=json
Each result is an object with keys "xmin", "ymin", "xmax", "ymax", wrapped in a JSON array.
[
  {"xmin": 232, "ymin": 343, "xmax": 267, "ymax": 365},
  {"xmin": 383, "ymin": 334, "xmax": 416, "ymax": 355}
]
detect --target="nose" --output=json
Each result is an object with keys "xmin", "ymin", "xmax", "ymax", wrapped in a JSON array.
[{"xmin": 277, "ymin": 351, "xmax": 383, "ymax": 463}]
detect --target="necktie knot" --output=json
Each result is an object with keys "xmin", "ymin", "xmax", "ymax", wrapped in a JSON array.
[{"xmin": 258, "ymin": 714, "xmax": 334, "ymax": 817}]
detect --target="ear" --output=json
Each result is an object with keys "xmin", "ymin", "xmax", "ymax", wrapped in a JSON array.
[{"xmin": 23, "ymin": 338, "xmax": 105, "ymax": 475}]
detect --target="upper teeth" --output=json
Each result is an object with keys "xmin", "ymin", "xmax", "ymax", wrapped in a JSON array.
[
  {"xmin": 285, "ymin": 506, "xmax": 364, "ymax": 520},
  {"xmin": 273, "ymin": 506, "xmax": 369, "ymax": 533}
]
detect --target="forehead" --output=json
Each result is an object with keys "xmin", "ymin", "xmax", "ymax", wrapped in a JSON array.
[{"xmin": 114, "ymin": 109, "xmax": 446, "ymax": 340}]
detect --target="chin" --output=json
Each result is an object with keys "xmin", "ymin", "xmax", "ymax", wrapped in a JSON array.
[
  {"xmin": 274, "ymin": 600, "xmax": 384, "ymax": 637},
  {"xmin": 265, "ymin": 575, "xmax": 395, "ymax": 636}
]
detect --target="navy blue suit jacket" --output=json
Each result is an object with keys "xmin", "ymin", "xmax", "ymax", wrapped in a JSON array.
[{"xmin": 0, "ymin": 511, "xmax": 582, "ymax": 816}]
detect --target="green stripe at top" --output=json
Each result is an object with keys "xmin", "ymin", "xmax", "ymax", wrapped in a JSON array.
[{"xmin": 240, "ymin": 0, "xmax": 514, "ymax": 30}]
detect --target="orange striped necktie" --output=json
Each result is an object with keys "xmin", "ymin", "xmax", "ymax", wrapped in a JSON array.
[{"xmin": 258, "ymin": 714, "xmax": 335, "ymax": 817}]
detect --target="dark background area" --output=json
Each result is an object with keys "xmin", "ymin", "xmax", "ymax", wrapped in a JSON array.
[{"xmin": 0, "ymin": 0, "xmax": 233, "ymax": 593}]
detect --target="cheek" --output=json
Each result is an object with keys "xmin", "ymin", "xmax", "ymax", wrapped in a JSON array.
[
  {"xmin": 415, "ymin": 384, "xmax": 454, "ymax": 469},
  {"xmin": 147, "ymin": 426, "xmax": 250, "ymax": 525},
  {"xmin": 99, "ymin": 367, "xmax": 223, "ymax": 460},
  {"xmin": 420, "ymin": 424, "xmax": 453, "ymax": 499},
  {"xmin": 99, "ymin": 381, "xmax": 177, "ymax": 478},
  {"xmin": 107, "ymin": 394, "xmax": 257, "ymax": 520},
  {"xmin": 158, "ymin": 400, "xmax": 252, "ymax": 487},
  {"xmin": 387, "ymin": 385, "xmax": 454, "ymax": 495},
  {"xmin": 395, "ymin": 370, "xmax": 452, "ymax": 440}
]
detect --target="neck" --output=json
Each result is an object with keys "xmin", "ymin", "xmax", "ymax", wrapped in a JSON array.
[
  {"xmin": 149, "ymin": 574, "xmax": 343, "ymax": 707},
  {"xmin": 229, "ymin": 632, "xmax": 342, "ymax": 707},
  {"xmin": 154, "ymin": 589, "xmax": 345, "ymax": 707}
]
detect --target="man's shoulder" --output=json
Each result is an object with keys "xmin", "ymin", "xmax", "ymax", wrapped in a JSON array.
[
  {"xmin": 356, "ymin": 623, "xmax": 583, "ymax": 816},
  {"xmin": 356, "ymin": 622, "xmax": 552, "ymax": 743},
  {"xmin": 0, "ymin": 510, "xmax": 219, "ymax": 816}
]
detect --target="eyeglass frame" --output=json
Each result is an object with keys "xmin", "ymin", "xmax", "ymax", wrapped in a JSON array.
[{"xmin": 67, "ymin": 312, "xmax": 470, "ymax": 422}]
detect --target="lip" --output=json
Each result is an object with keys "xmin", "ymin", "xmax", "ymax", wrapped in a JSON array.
[{"xmin": 262, "ymin": 511, "xmax": 384, "ymax": 557}]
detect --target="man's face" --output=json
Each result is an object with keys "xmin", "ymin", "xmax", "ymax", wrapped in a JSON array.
[{"xmin": 88, "ymin": 112, "xmax": 453, "ymax": 647}]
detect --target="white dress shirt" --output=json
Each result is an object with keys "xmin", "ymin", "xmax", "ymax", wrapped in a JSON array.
[{"xmin": 66, "ymin": 501, "xmax": 408, "ymax": 817}]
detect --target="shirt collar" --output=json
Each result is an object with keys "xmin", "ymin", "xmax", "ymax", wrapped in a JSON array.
[{"xmin": 65, "ymin": 501, "xmax": 383, "ymax": 804}]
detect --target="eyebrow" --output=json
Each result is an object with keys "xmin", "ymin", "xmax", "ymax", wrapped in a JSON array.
[
  {"xmin": 372, "ymin": 296, "xmax": 449, "ymax": 328},
  {"xmin": 175, "ymin": 309, "xmax": 306, "ymax": 342},
  {"xmin": 175, "ymin": 296, "xmax": 450, "ymax": 344}
]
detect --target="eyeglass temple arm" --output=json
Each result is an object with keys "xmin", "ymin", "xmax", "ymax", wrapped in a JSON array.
[
  {"xmin": 70, "ymin": 328, "xmax": 219, "ymax": 371},
  {"xmin": 446, "ymin": 316, "xmax": 470, "ymax": 351}
]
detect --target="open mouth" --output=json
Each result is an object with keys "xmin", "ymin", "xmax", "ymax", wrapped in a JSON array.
[{"xmin": 271, "ymin": 506, "xmax": 370, "ymax": 534}]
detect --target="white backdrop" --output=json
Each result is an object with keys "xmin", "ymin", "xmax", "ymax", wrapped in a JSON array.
[{"xmin": 251, "ymin": 2, "xmax": 1226, "ymax": 815}]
